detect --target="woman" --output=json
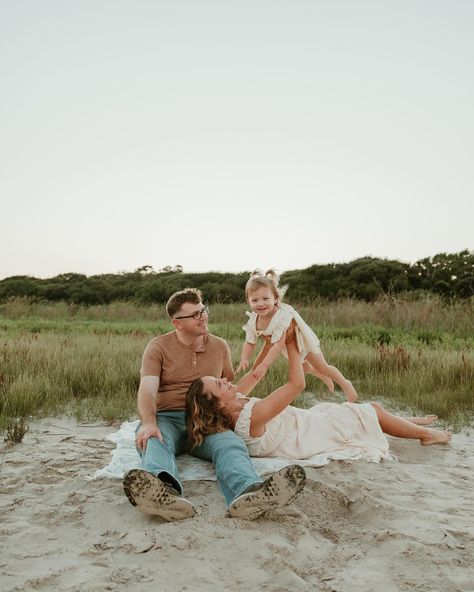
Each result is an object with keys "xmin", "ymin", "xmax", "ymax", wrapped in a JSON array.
[{"xmin": 186, "ymin": 325, "xmax": 451, "ymax": 460}]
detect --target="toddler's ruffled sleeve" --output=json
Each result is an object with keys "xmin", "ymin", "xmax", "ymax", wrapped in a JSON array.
[
  {"xmin": 242, "ymin": 311, "xmax": 258, "ymax": 344},
  {"xmin": 268, "ymin": 307, "xmax": 294, "ymax": 343}
]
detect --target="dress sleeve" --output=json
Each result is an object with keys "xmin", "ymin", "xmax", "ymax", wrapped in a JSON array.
[
  {"xmin": 234, "ymin": 398, "xmax": 260, "ymax": 442},
  {"xmin": 268, "ymin": 307, "xmax": 294, "ymax": 343},
  {"xmin": 234, "ymin": 397, "xmax": 286, "ymax": 457},
  {"xmin": 242, "ymin": 311, "xmax": 258, "ymax": 344}
]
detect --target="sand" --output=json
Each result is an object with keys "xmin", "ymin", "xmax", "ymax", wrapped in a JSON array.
[{"xmin": 1, "ymin": 417, "xmax": 473, "ymax": 592}]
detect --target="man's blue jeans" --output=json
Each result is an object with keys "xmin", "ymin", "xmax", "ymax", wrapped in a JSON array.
[{"xmin": 137, "ymin": 411, "xmax": 262, "ymax": 506}]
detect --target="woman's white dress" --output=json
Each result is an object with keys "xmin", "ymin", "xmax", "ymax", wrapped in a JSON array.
[
  {"xmin": 234, "ymin": 397, "xmax": 391, "ymax": 462},
  {"xmin": 242, "ymin": 302, "xmax": 321, "ymax": 358}
]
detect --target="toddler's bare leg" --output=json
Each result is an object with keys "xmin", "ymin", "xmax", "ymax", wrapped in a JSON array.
[
  {"xmin": 370, "ymin": 403, "xmax": 451, "ymax": 445},
  {"xmin": 302, "ymin": 360, "xmax": 334, "ymax": 392},
  {"xmin": 306, "ymin": 352, "xmax": 358, "ymax": 401},
  {"xmin": 407, "ymin": 415, "xmax": 438, "ymax": 426}
]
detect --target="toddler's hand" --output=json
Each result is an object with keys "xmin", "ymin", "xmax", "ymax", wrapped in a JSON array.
[
  {"xmin": 346, "ymin": 392, "xmax": 358, "ymax": 403},
  {"xmin": 252, "ymin": 364, "xmax": 268, "ymax": 381},
  {"xmin": 236, "ymin": 360, "xmax": 249, "ymax": 374}
]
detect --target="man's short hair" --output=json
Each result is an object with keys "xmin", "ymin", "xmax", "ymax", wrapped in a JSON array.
[{"xmin": 166, "ymin": 288, "xmax": 203, "ymax": 318}]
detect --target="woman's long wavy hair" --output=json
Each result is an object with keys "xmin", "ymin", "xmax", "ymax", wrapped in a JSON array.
[{"xmin": 186, "ymin": 378, "xmax": 233, "ymax": 449}]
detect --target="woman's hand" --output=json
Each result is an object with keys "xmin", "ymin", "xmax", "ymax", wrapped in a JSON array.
[
  {"xmin": 285, "ymin": 320, "xmax": 297, "ymax": 344},
  {"xmin": 252, "ymin": 363, "xmax": 269, "ymax": 381}
]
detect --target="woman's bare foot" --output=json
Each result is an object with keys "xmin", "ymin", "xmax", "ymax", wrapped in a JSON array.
[
  {"xmin": 408, "ymin": 415, "xmax": 438, "ymax": 426},
  {"xmin": 420, "ymin": 428, "xmax": 452, "ymax": 446}
]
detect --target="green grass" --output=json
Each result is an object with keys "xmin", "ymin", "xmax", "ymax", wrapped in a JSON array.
[
  {"xmin": 0, "ymin": 298, "xmax": 473, "ymax": 431},
  {"xmin": 0, "ymin": 333, "xmax": 142, "ymax": 426}
]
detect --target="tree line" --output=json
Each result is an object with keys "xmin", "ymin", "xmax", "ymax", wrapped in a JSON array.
[{"xmin": 0, "ymin": 251, "xmax": 472, "ymax": 305}]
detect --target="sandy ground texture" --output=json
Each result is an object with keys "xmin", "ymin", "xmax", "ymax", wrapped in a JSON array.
[{"xmin": 1, "ymin": 417, "xmax": 473, "ymax": 592}]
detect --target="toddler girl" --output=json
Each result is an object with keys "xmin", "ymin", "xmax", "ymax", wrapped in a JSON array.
[{"xmin": 236, "ymin": 269, "xmax": 358, "ymax": 402}]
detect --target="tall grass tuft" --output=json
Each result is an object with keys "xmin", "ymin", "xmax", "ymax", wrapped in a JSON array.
[{"xmin": 3, "ymin": 417, "xmax": 29, "ymax": 445}]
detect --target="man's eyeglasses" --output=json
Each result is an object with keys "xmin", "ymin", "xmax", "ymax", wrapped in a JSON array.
[{"xmin": 174, "ymin": 305, "xmax": 210, "ymax": 321}]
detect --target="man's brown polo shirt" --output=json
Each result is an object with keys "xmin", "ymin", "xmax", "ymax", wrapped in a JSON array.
[{"xmin": 140, "ymin": 331, "xmax": 234, "ymax": 411}]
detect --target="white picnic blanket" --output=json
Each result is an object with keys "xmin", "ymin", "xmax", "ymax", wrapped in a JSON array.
[{"xmin": 91, "ymin": 420, "xmax": 393, "ymax": 481}]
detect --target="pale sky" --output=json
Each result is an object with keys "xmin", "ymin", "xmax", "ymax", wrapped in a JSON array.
[{"xmin": 1, "ymin": 0, "xmax": 473, "ymax": 279}]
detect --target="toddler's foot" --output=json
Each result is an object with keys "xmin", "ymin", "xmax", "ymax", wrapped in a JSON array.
[
  {"xmin": 304, "ymin": 365, "xmax": 335, "ymax": 393},
  {"xmin": 308, "ymin": 371, "xmax": 334, "ymax": 392},
  {"xmin": 420, "ymin": 428, "xmax": 452, "ymax": 446},
  {"xmin": 320, "ymin": 375, "xmax": 335, "ymax": 393},
  {"xmin": 408, "ymin": 415, "xmax": 438, "ymax": 426},
  {"xmin": 343, "ymin": 380, "xmax": 358, "ymax": 402}
]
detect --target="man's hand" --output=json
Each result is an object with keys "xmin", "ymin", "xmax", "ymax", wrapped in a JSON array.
[{"xmin": 136, "ymin": 422, "xmax": 163, "ymax": 450}]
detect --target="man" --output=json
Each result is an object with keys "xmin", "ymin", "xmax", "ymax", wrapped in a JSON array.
[{"xmin": 123, "ymin": 288, "xmax": 306, "ymax": 520}]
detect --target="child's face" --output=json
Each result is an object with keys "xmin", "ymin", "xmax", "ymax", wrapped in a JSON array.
[{"xmin": 247, "ymin": 286, "xmax": 278, "ymax": 316}]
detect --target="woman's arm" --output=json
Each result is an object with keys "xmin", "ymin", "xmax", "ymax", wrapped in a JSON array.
[
  {"xmin": 249, "ymin": 333, "xmax": 305, "ymax": 435},
  {"xmin": 235, "ymin": 369, "xmax": 260, "ymax": 396}
]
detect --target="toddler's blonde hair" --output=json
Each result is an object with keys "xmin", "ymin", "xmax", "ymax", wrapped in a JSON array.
[{"xmin": 244, "ymin": 269, "xmax": 288, "ymax": 302}]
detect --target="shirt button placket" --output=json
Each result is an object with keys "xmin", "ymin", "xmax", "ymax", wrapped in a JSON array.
[{"xmin": 192, "ymin": 352, "xmax": 197, "ymax": 369}]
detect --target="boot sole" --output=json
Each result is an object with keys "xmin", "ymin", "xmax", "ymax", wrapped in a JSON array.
[
  {"xmin": 123, "ymin": 469, "xmax": 195, "ymax": 521},
  {"xmin": 229, "ymin": 464, "xmax": 306, "ymax": 520}
]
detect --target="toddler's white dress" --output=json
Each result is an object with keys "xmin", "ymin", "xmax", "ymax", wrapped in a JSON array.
[
  {"xmin": 234, "ymin": 396, "xmax": 391, "ymax": 462},
  {"xmin": 242, "ymin": 302, "xmax": 321, "ymax": 358}
]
